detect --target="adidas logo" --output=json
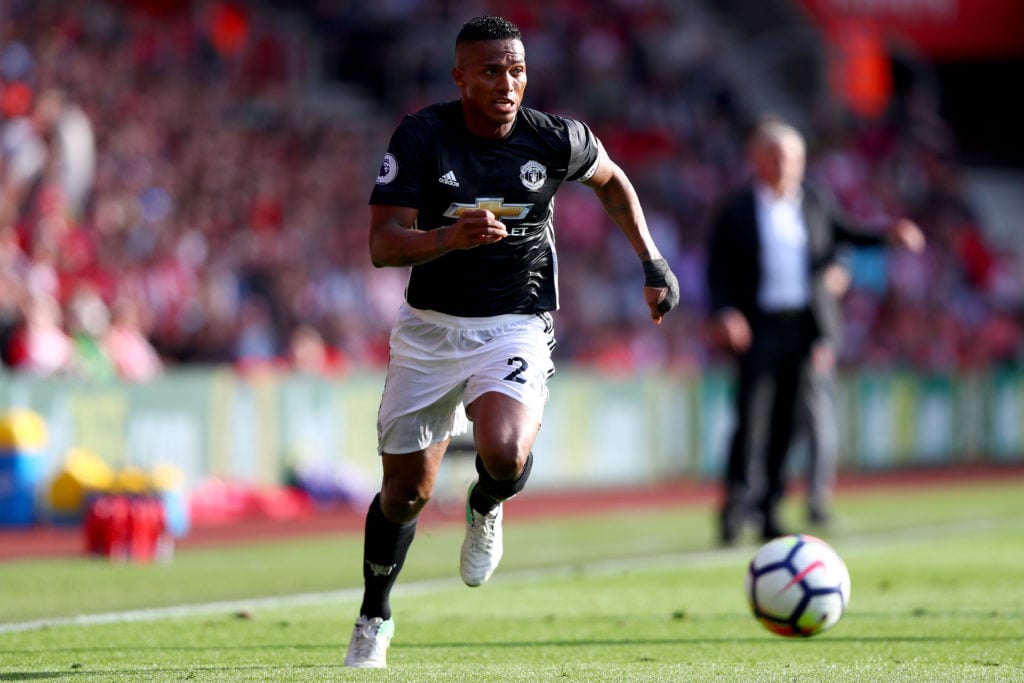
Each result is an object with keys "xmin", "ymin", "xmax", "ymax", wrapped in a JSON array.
[{"xmin": 439, "ymin": 171, "xmax": 459, "ymax": 187}]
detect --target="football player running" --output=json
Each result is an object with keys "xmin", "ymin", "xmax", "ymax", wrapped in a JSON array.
[{"xmin": 345, "ymin": 14, "xmax": 680, "ymax": 668}]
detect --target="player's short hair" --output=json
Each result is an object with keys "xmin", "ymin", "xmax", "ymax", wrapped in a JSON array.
[{"xmin": 456, "ymin": 16, "xmax": 522, "ymax": 45}]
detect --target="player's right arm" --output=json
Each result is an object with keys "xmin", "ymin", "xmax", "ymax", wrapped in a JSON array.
[{"xmin": 369, "ymin": 205, "xmax": 509, "ymax": 268}]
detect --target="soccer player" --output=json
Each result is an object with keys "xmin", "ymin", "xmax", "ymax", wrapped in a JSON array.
[{"xmin": 344, "ymin": 15, "xmax": 680, "ymax": 668}]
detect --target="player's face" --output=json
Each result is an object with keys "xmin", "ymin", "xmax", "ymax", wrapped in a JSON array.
[{"xmin": 453, "ymin": 38, "xmax": 527, "ymax": 138}]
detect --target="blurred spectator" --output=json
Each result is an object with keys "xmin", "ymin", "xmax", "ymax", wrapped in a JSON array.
[
  {"xmin": 801, "ymin": 261, "xmax": 851, "ymax": 527},
  {"xmin": 287, "ymin": 324, "xmax": 348, "ymax": 377},
  {"xmin": 0, "ymin": 225, "xmax": 29, "ymax": 362},
  {"xmin": 104, "ymin": 297, "xmax": 164, "ymax": 382},
  {"xmin": 65, "ymin": 284, "xmax": 115, "ymax": 381},
  {"xmin": 5, "ymin": 293, "xmax": 73, "ymax": 376},
  {"xmin": 1, "ymin": 87, "xmax": 95, "ymax": 229},
  {"xmin": 234, "ymin": 295, "xmax": 278, "ymax": 366}
]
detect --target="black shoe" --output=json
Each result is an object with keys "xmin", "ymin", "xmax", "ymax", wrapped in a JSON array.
[
  {"xmin": 719, "ymin": 507, "xmax": 741, "ymax": 546},
  {"xmin": 761, "ymin": 516, "xmax": 787, "ymax": 542},
  {"xmin": 808, "ymin": 508, "xmax": 831, "ymax": 527}
]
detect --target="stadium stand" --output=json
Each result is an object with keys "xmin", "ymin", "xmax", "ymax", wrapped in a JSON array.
[{"xmin": 0, "ymin": 0, "xmax": 1020, "ymax": 377}]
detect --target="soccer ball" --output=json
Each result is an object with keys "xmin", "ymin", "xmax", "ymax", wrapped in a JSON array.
[{"xmin": 745, "ymin": 533, "xmax": 851, "ymax": 638}]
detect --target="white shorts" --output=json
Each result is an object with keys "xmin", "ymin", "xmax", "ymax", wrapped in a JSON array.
[{"xmin": 377, "ymin": 303, "xmax": 556, "ymax": 455}]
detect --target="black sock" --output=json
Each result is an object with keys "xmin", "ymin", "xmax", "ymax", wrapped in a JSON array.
[
  {"xmin": 358, "ymin": 493, "xmax": 417, "ymax": 620},
  {"xmin": 469, "ymin": 452, "xmax": 533, "ymax": 515}
]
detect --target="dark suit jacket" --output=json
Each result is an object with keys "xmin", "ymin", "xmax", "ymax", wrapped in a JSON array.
[{"xmin": 706, "ymin": 183, "xmax": 886, "ymax": 349}]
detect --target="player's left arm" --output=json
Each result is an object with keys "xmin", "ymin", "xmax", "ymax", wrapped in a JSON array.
[{"xmin": 583, "ymin": 145, "xmax": 680, "ymax": 324}]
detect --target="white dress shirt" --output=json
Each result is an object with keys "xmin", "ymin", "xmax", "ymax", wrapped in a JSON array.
[{"xmin": 755, "ymin": 183, "xmax": 810, "ymax": 312}]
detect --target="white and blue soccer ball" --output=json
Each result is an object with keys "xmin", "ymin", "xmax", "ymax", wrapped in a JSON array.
[{"xmin": 746, "ymin": 533, "xmax": 851, "ymax": 637}]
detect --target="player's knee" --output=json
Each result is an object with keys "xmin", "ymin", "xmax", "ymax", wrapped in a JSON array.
[
  {"xmin": 475, "ymin": 451, "xmax": 533, "ymax": 499},
  {"xmin": 476, "ymin": 447, "xmax": 529, "ymax": 481},
  {"xmin": 379, "ymin": 485, "xmax": 430, "ymax": 523},
  {"xmin": 476, "ymin": 427, "xmax": 536, "ymax": 477}
]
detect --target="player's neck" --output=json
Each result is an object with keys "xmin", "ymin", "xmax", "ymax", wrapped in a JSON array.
[{"xmin": 460, "ymin": 104, "xmax": 516, "ymax": 139}]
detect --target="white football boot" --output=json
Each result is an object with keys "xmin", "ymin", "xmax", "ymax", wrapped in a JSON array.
[
  {"xmin": 344, "ymin": 615, "xmax": 394, "ymax": 668},
  {"xmin": 459, "ymin": 483, "xmax": 504, "ymax": 587}
]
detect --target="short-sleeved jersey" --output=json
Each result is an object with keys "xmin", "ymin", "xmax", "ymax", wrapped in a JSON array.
[{"xmin": 370, "ymin": 100, "xmax": 601, "ymax": 317}]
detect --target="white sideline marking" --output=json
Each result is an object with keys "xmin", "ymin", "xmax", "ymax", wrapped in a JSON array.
[
  {"xmin": 0, "ymin": 589, "xmax": 363, "ymax": 634},
  {"xmin": 0, "ymin": 516, "xmax": 1016, "ymax": 634}
]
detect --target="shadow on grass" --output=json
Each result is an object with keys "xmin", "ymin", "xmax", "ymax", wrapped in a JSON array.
[
  {"xmin": 3, "ymin": 627, "xmax": 1023, "ymax": 661},
  {"xmin": 0, "ymin": 665, "xmax": 347, "ymax": 680},
  {"xmin": 399, "ymin": 634, "xmax": 1024, "ymax": 648},
  {"xmin": 0, "ymin": 642, "xmax": 338, "ymax": 656}
]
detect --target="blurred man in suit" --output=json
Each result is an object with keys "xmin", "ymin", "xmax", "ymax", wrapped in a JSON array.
[{"xmin": 706, "ymin": 116, "xmax": 923, "ymax": 545}]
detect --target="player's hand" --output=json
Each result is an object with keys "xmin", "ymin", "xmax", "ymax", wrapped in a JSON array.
[
  {"xmin": 447, "ymin": 209, "xmax": 508, "ymax": 249},
  {"xmin": 642, "ymin": 258, "xmax": 680, "ymax": 325}
]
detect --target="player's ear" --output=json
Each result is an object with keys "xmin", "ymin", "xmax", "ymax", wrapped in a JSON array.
[{"xmin": 452, "ymin": 66, "xmax": 464, "ymax": 88}]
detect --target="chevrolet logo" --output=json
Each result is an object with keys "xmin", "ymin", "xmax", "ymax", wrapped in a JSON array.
[{"xmin": 443, "ymin": 197, "xmax": 533, "ymax": 220}]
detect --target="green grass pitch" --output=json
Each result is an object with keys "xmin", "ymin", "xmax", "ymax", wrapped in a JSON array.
[{"xmin": 1, "ymin": 478, "xmax": 1022, "ymax": 681}]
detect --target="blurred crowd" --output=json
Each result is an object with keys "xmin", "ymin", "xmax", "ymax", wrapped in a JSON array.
[{"xmin": 0, "ymin": 0, "xmax": 1019, "ymax": 382}]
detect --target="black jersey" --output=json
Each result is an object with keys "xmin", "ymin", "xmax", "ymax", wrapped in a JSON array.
[{"xmin": 370, "ymin": 100, "xmax": 601, "ymax": 317}]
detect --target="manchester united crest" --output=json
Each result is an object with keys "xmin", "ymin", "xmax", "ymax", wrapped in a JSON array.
[{"xmin": 519, "ymin": 160, "xmax": 547, "ymax": 192}]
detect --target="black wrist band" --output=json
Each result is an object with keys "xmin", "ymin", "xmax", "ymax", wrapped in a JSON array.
[
  {"xmin": 643, "ymin": 258, "xmax": 672, "ymax": 288},
  {"xmin": 642, "ymin": 258, "xmax": 680, "ymax": 315}
]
